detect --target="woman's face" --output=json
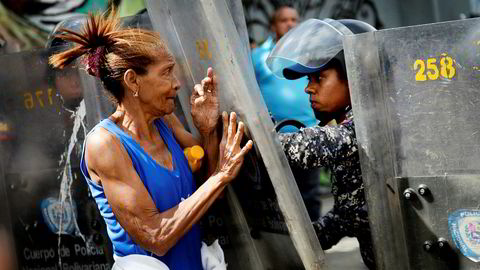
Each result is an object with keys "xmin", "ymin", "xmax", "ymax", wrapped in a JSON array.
[
  {"xmin": 305, "ymin": 68, "xmax": 350, "ymax": 113},
  {"xmin": 137, "ymin": 54, "xmax": 180, "ymax": 116}
]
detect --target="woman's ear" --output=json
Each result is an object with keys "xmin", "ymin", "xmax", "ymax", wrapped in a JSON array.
[{"xmin": 124, "ymin": 69, "xmax": 139, "ymax": 95}]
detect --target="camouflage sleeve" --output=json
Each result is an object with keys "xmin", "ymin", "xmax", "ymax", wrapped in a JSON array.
[
  {"xmin": 277, "ymin": 122, "xmax": 357, "ymax": 170},
  {"xmin": 312, "ymin": 208, "xmax": 347, "ymax": 249}
]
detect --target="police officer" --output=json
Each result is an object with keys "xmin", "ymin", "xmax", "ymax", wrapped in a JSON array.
[
  {"xmin": 251, "ymin": 5, "xmax": 325, "ymax": 221},
  {"xmin": 267, "ymin": 18, "xmax": 377, "ymax": 269}
]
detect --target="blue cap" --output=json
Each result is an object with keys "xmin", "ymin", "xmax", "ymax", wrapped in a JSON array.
[
  {"xmin": 267, "ymin": 18, "xmax": 376, "ymax": 80},
  {"xmin": 283, "ymin": 63, "xmax": 326, "ymax": 80}
]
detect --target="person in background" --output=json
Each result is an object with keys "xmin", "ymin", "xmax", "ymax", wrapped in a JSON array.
[
  {"xmin": 267, "ymin": 18, "xmax": 377, "ymax": 269},
  {"xmin": 252, "ymin": 5, "xmax": 325, "ymax": 220},
  {"xmin": 251, "ymin": 5, "xmax": 317, "ymax": 131},
  {"xmin": 49, "ymin": 10, "xmax": 253, "ymax": 270},
  {"xmin": 249, "ymin": 37, "xmax": 257, "ymax": 49}
]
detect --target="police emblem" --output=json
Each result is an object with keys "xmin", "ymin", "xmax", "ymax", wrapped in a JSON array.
[
  {"xmin": 448, "ymin": 209, "xmax": 480, "ymax": 262},
  {"xmin": 41, "ymin": 197, "xmax": 77, "ymax": 235},
  {"xmin": 465, "ymin": 221, "xmax": 480, "ymax": 244}
]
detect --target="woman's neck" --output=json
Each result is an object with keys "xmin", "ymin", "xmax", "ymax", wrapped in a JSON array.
[{"xmin": 113, "ymin": 98, "xmax": 159, "ymax": 142}]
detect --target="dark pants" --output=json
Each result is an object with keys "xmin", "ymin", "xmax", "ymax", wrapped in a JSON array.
[
  {"xmin": 313, "ymin": 210, "xmax": 376, "ymax": 269},
  {"xmin": 292, "ymin": 167, "xmax": 324, "ymax": 221}
]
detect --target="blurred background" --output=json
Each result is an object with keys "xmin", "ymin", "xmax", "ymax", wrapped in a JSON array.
[{"xmin": 0, "ymin": 0, "xmax": 478, "ymax": 54}]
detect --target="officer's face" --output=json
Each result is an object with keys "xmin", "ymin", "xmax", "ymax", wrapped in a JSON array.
[{"xmin": 305, "ymin": 68, "xmax": 350, "ymax": 113}]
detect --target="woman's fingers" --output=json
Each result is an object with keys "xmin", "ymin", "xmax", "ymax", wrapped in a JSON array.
[
  {"xmin": 227, "ymin": 112, "xmax": 237, "ymax": 145},
  {"xmin": 190, "ymin": 84, "xmax": 201, "ymax": 105},
  {"xmin": 202, "ymin": 67, "xmax": 213, "ymax": 92},
  {"xmin": 216, "ymin": 111, "xmax": 255, "ymax": 181},
  {"xmin": 222, "ymin": 111, "xmax": 228, "ymax": 141},
  {"xmin": 233, "ymin": 121, "xmax": 244, "ymax": 148},
  {"xmin": 202, "ymin": 67, "xmax": 217, "ymax": 95},
  {"xmin": 192, "ymin": 84, "xmax": 206, "ymax": 104},
  {"xmin": 194, "ymin": 83, "xmax": 204, "ymax": 97},
  {"xmin": 207, "ymin": 67, "xmax": 214, "ymax": 78},
  {"xmin": 189, "ymin": 93, "xmax": 197, "ymax": 106},
  {"xmin": 190, "ymin": 84, "xmax": 200, "ymax": 105},
  {"xmin": 210, "ymin": 68, "xmax": 218, "ymax": 95},
  {"xmin": 201, "ymin": 77, "xmax": 211, "ymax": 91},
  {"xmin": 237, "ymin": 140, "xmax": 254, "ymax": 158},
  {"xmin": 194, "ymin": 96, "xmax": 206, "ymax": 105}
]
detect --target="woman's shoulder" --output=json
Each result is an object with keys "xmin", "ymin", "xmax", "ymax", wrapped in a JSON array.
[
  {"xmin": 86, "ymin": 118, "xmax": 123, "ymax": 153},
  {"xmin": 85, "ymin": 127, "xmax": 125, "ymax": 170},
  {"xmin": 87, "ymin": 127, "xmax": 117, "ymax": 150}
]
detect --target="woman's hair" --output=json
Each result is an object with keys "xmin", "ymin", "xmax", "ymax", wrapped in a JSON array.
[{"xmin": 49, "ymin": 10, "xmax": 170, "ymax": 104}]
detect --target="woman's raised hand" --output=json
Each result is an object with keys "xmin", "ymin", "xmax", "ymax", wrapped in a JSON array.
[
  {"xmin": 190, "ymin": 67, "xmax": 219, "ymax": 135},
  {"xmin": 216, "ymin": 111, "xmax": 254, "ymax": 183}
]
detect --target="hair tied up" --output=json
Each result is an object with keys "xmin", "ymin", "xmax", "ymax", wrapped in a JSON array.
[
  {"xmin": 50, "ymin": 9, "xmax": 168, "ymax": 104},
  {"xmin": 84, "ymin": 46, "xmax": 106, "ymax": 77}
]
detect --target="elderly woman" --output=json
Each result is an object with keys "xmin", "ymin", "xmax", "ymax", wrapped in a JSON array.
[{"xmin": 49, "ymin": 11, "xmax": 253, "ymax": 270}]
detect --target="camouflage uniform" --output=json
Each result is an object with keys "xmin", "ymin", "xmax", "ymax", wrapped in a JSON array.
[{"xmin": 278, "ymin": 114, "xmax": 375, "ymax": 269}]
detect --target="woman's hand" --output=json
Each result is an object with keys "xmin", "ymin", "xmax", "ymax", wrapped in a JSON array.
[
  {"xmin": 216, "ymin": 111, "xmax": 254, "ymax": 183},
  {"xmin": 190, "ymin": 67, "xmax": 219, "ymax": 135}
]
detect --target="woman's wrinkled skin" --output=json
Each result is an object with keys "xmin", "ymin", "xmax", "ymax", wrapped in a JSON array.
[
  {"xmin": 190, "ymin": 68, "xmax": 219, "ymax": 135},
  {"xmin": 84, "ymin": 48, "xmax": 253, "ymax": 257}
]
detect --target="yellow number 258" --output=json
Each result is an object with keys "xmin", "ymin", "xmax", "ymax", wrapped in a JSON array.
[{"xmin": 414, "ymin": 54, "xmax": 455, "ymax": 82}]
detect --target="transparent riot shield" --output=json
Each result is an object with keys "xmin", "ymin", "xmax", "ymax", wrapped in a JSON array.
[
  {"xmin": 0, "ymin": 13, "xmax": 194, "ymax": 269},
  {"xmin": 145, "ymin": 1, "xmax": 324, "ymax": 270},
  {"xmin": 345, "ymin": 17, "xmax": 480, "ymax": 270},
  {"xmin": 0, "ymin": 125, "xmax": 16, "ymax": 270},
  {"xmin": 0, "ymin": 48, "xmax": 115, "ymax": 269}
]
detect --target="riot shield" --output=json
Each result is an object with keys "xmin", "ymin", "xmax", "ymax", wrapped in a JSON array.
[
  {"xmin": 0, "ymin": 13, "xmax": 197, "ymax": 269},
  {"xmin": 145, "ymin": 1, "xmax": 324, "ymax": 270},
  {"xmin": 345, "ymin": 17, "xmax": 480, "ymax": 270},
  {"xmin": 0, "ymin": 48, "xmax": 115, "ymax": 269},
  {"xmin": 0, "ymin": 124, "xmax": 15, "ymax": 270}
]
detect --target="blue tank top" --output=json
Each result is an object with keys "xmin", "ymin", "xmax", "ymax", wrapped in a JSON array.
[
  {"xmin": 80, "ymin": 118, "xmax": 202, "ymax": 270},
  {"xmin": 252, "ymin": 37, "xmax": 317, "ymax": 132}
]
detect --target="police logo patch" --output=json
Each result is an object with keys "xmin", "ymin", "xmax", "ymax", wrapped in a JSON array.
[
  {"xmin": 448, "ymin": 209, "xmax": 480, "ymax": 262},
  {"xmin": 41, "ymin": 197, "xmax": 77, "ymax": 235}
]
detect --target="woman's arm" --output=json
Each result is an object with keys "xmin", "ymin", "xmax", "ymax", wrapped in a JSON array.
[
  {"xmin": 278, "ymin": 121, "xmax": 357, "ymax": 170},
  {"xmin": 86, "ymin": 112, "xmax": 252, "ymax": 256},
  {"xmin": 163, "ymin": 112, "xmax": 219, "ymax": 177},
  {"xmin": 199, "ymin": 128, "xmax": 220, "ymax": 178},
  {"xmin": 163, "ymin": 113, "xmax": 200, "ymax": 148}
]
